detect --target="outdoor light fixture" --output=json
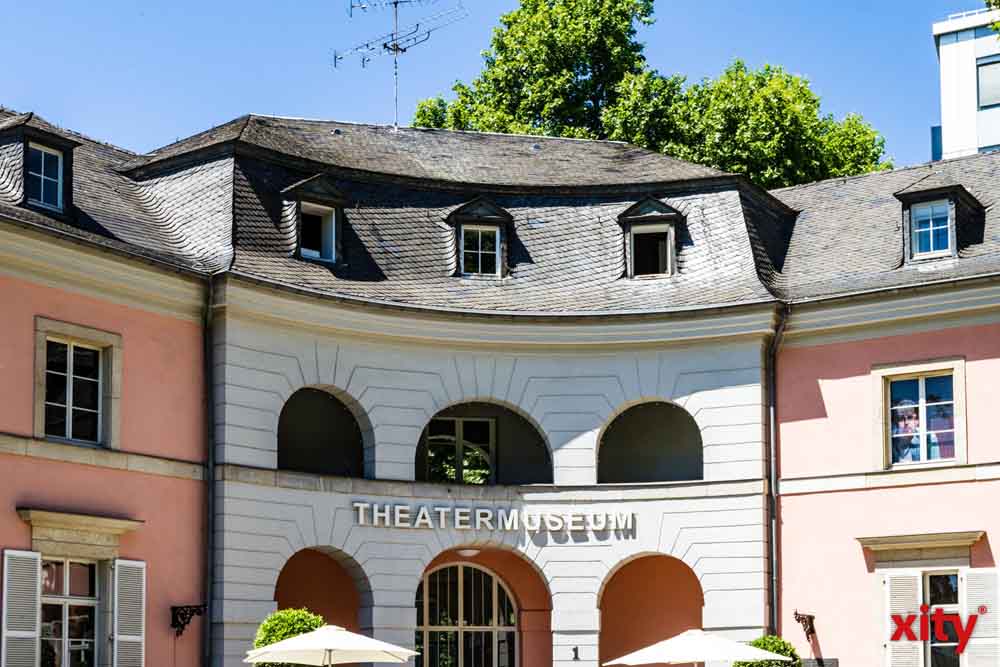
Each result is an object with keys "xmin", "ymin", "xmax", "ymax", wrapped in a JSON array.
[{"xmin": 456, "ymin": 548, "xmax": 481, "ymax": 558}]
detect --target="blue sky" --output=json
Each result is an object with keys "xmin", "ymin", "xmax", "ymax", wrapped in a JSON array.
[{"xmin": 0, "ymin": 0, "xmax": 979, "ymax": 167}]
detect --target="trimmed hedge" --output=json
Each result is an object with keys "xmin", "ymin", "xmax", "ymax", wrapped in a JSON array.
[
  {"xmin": 733, "ymin": 635, "xmax": 801, "ymax": 667},
  {"xmin": 253, "ymin": 607, "xmax": 325, "ymax": 667}
]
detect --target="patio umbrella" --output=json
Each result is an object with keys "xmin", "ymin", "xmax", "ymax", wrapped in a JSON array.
[
  {"xmin": 244, "ymin": 625, "xmax": 419, "ymax": 666},
  {"xmin": 605, "ymin": 629, "xmax": 793, "ymax": 665}
]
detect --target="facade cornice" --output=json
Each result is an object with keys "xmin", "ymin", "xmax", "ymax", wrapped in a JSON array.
[
  {"xmin": 783, "ymin": 276, "xmax": 1000, "ymax": 347},
  {"xmin": 0, "ymin": 221, "xmax": 205, "ymax": 322},
  {"xmin": 780, "ymin": 460, "xmax": 1000, "ymax": 495},
  {"xmin": 217, "ymin": 275, "xmax": 780, "ymax": 349}
]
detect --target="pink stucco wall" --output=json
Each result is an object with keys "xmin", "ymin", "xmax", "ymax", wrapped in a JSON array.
[
  {"xmin": 0, "ymin": 274, "xmax": 204, "ymax": 462},
  {"xmin": 0, "ymin": 453, "xmax": 206, "ymax": 665},
  {"xmin": 0, "ymin": 273, "xmax": 206, "ymax": 662},
  {"xmin": 777, "ymin": 323, "xmax": 1000, "ymax": 663},
  {"xmin": 780, "ymin": 481, "xmax": 999, "ymax": 665},
  {"xmin": 778, "ymin": 321, "xmax": 1000, "ymax": 478}
]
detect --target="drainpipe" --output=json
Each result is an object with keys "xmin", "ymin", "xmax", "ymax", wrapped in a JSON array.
[
  {"xmin": 766, "ymin": 304, "xmax": 789, "ymax": 636},
  {"xmin": 202, "ymin": 275, "xmax": 217, "ymax": 667}
]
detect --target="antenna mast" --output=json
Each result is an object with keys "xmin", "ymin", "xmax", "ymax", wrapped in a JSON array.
[{"xmin": 336, "ymin": 0, "xmax": 468, "ymax": 129}]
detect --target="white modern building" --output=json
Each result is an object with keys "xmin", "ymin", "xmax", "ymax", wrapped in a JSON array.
[{"xmin": 934, "ymin": 7, "xmax": 1000, "ymax": 158}]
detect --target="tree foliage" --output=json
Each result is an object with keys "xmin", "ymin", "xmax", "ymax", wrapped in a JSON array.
[
  {"xmin": 253, "ymin": 607, "xmax": 325, "ymax": 667},
  {"xmin": 989, "ymin": 0, "xmax": 1000, "ymax": 33},
  {"xmin": 413, "ymin": 0, "xmax": 891, "ymax": 188},
  {"xmin": 732, "ymin": 635, "xmax": 802, "ymax": 667}
]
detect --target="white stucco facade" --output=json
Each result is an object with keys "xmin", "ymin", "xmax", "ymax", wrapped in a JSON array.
[{"xmin": 210, "ymin": 279, "xmax": 777, "ymax": 667}]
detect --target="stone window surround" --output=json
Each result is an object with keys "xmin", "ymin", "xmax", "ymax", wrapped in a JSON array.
[
  {"xmin": 870, "ymin": 356, "xmax": 967, "ymax": 471},
  {"xmin": 34, "ymin": 316, "xmax": 123, "ymax": 450},
  {"xmin": 17, "ymin": 508, "xmax": 143, "ymax": 560}
]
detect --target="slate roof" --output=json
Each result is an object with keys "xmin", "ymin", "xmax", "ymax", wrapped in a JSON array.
[
  {"xmin": 123, "ymin": 114, "xmax": 726, "ymax": 188},
  {"xmin": 4, "ymin": 105, "xmax": 1000, "ymax": 316},
  {"xmin": 773, "ymin": 151, "xmax": 1000, "ymax": 302}
]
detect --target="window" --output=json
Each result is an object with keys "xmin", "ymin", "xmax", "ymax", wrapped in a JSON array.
[
  {"xmin": 41, "ymin": 559, "xmax": 99, "ymax": 667},
  {"xmin": 631, "ymin": 224, "xmax": 673, "ymax": 276},
  {"xmin": 44, "ymin": 340, "xmax": 101, "ymax": 443},
  {"xmin": 27, "ymin": 144, "xmax": 64, "ymax": 211},
  {"xmin": 911, "ymin": 201, "xmax": 951, "ymax": 258},
  {"xmin": 300, "ymin": 203, "xmax": 336, "ymax": 262},
  {"xmin": 424, "ymin": 417, "xmax": 495, "ymax": 485},
  {"xmin": 461, "ymin": 225, "xmax": 500, "ymax": 276},
  {"xmin": 924, "ymin": 572, "xmax": 959, "ymax": 667},
  {"xmin": 888, "ymin": 373, "xmax": 955, "ymax": 465},
  {"xmin": 415, "ymin": 564, "xmax": 517, "ymax": 667},
  {"xmin": 978, "ymin": 57, "xmax": 1000, "ymax": 109}
]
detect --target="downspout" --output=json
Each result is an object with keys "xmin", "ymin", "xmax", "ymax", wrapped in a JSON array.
[
  {"xmin": 767, "ymin": 303, "xmax": 789, "ymax": 636},
  {"xmin": 202, "ymin": 275, "xmax": 217, "ymax": 667}
]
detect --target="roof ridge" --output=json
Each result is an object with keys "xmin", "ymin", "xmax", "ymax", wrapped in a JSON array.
[{"xmin": 0, "ymin": 105, "xmax": 140, "ymax": 157}]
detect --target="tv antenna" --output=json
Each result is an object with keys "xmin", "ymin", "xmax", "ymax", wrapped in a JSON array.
[{"xmin": 335, "ymin": 0, "xmax": 469, "ymax": 128}]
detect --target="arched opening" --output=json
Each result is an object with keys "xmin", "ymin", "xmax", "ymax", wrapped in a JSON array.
[
  {"xmin": 599, "ymin": 555, "xmax": 703, "ymax": 666},
  {"xmin": 418, "ymin": 548, "xmax": 552, "ymax": 667},
  {"xmin": 274, "ymin": 548, "xmax": 363, "ymax": 630},
  {"xmin": 598, "ymin": 402, "xmax": 703, "ymax": 483},
  {"xmin": 415, "ymin": 402, "xmax": 552, "ymax": 485},
  {"xmin": 278, "ymin": 387, "xmax": 364, "ymax": 477}
]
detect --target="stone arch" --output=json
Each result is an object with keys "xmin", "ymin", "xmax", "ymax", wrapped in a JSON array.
[
  {"xmin": 420, "ymin": 546, "xmax": 553, "ymax": 667},
  {"xmin": 416, "ymin": 398, "xmax": 553, "ymax": 485},
  {"xmin": 596, "ymin": 400, "xmax": 703, "ymax": 483},
  {"xmin": 597, "ymin": 553, "xmax": 703, "ymax": 665},
  {"xmin": 273, "ymin": 546, "xmax": 374, "ymax": 631},
  {"xmin": 277, "ymin": 384, "xmax": 374, "ymax": 477}
]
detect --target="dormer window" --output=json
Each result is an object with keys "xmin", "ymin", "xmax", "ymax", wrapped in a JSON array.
[
  {"xmin": 299, "ymin": 202, "xmax": 336, "ymax": 262},
  {"xmin": 911, "ymin": 200, "xmax": 951, "ymax": 258},
  {"xmin": 447, "ymin": 197, "xmax": 513, "ymax": 278},
  {"xmin": 27, "ymin": 143, "xmax": 63, "ymax": 211},
  {"xmin": 619, "ymin": 197, "xmax": 683, "ymax": 278},
  {"xmin": 461, "ymin": 225, "xmax": 500, "ymax": 276}
]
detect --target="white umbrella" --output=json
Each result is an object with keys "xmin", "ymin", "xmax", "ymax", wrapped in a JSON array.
[
  {"xmin": 244, "ymin": 625, "xmax": 419, "ymax": 666},
  {"xmin": 605, "ymin": 629, "xmax": 793, "ymax": 665}
]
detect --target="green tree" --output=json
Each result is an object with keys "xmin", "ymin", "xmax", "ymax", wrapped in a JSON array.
[
  {"xmin": 732, "ymin": 635, "xmax": 801, "ymax": 667},
  {"xmin": 989, "ymin": 1, "xmax": 1000, "ymax": 33},
  {"xmin": 414, "ymin": 0, "xmax": 890, "ymax": 188},
  {"xmin": 253, "ymin": 607, "xmax": 325, "ymax": 667},
  {"xmin": 666, "ymin": 61, "xmax": 890, "ymax": 189}
]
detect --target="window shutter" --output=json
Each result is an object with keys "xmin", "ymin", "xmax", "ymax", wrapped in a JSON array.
[
  {"xmin": 2, "ymin": 550, "xmax": 40, "ymax": 667},
  {"xmin": 500, "ymin": 224, "xmax": 510, "ymax": 277},
  {"xmin": 884, "ymin": 571, "xmax": 922, "ymax": 667},
  {"xmin": 964, "ymin": 568, "xmax": 999, "ymax": 667},
  {"xmin": 113, "ymin": 559, "xmax": 146, "ymax": 667},
  {"xmin": 334, "ymin": 208, "xmax": 344, "ymax": 263}
]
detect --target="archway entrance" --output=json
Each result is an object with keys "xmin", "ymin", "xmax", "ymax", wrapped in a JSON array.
[
  {"xmin": 599, "ymin": 555, "xmax": 703, "ymax": 665},
  {"xmin": 417, "ymin": 549, "xmax": 551, "ymax": 667},
  {"xmin": 274, "ymin": 548, "xmax": 362, "ymax": 630}
]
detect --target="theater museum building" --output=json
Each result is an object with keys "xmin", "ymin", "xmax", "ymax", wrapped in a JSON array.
[{"xmin": 3, "ymin": 97, "xmax": 1000, "ymax": 667}]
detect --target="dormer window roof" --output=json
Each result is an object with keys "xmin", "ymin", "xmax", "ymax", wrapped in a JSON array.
[
  {"xmin": 446, "ymin": 197, "xmax": 514, "ymax": 278},
  {"xmin": 0, "ymin": 111, "xmax": 79, "ymax": 216},
  {"xmin": 619, "ymin": 197, "xmax": 684, "ymax": 278},
  {"xmin": 895, "ymin": 173, "xmax": 985, "ymax": 263},
  {"xmin": 281, "ymin": 174, "xmax": 346, "ymax": 265}
]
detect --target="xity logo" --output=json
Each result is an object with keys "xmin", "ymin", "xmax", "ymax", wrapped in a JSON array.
[{"xmin": 891, "ymin": 604, "xmax": 987, "ymax": 654}]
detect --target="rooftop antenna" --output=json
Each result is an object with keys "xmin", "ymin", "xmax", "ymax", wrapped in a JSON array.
[{"xmin": 334, "ymin": 0, "xmax": 468, "ymax": 129}]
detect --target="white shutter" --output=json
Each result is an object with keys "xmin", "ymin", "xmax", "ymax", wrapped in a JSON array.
[
  {"xmin": 113, "ymin": 559, "xmax": 146, "ymax": 667},
  {"xmin": 1, "ymin": 550, "xmax": 40, "ymax": 667},
  {"xmin": 884, "ymin": 570, "xmax": 922, "ymax": 667},
  {"xmin": 965, "ymin": 568, "xmax": 1000, "ymax": 667}
]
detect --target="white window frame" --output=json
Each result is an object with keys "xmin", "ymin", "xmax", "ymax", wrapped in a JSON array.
[
  {"xmin": 871, "ymin": 358, "xmax": 967, "ymax": 471},
  {"xmin": 300, "ymin": 202, "xmax": 336, "ymax": 262},
  {"xmin": 415, "ymin": 563, "xmax": 518, "ymax": 667},
  {"xmin": 44, "ymin": 338, "xmax": 103, "ymax": 444},
  {"xmin": 460, "ymin": 224, "xmax": 501, "ymax": 277},
  {"xmin": 629, "ymin": 223, "xmax": 674, "ymax": 277},
  {"xmin": 40, "ymin": 558, "xmax": 100, "ymax": 667},
  {"xmin": 910, "ymin": 200, "xmax": 952, "ymax": 260},
  {"xmin": 27, "ymin": 142, "xmax": 64, "ymax": 212},
  {"xmin": 424, "ymin": 417, "xmax": 496, "ymax": 485}
]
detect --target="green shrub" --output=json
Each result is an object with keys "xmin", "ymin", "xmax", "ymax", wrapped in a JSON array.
[
  {"xmin": 733, "ymin": 635, "xmax": 801, "ymax": 667},
  {"xmin": 253, "ymin": 607, "xmax": 325, "ymax": 667}
]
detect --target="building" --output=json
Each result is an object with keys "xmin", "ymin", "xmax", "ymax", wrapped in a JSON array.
[
  {"xmin": 934, "ymin": 7, "xmax": 1000, "ymax": 159},
  {"xmin": 0, "ymin": 112, "xmax": 209, "ymax": 666}
]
